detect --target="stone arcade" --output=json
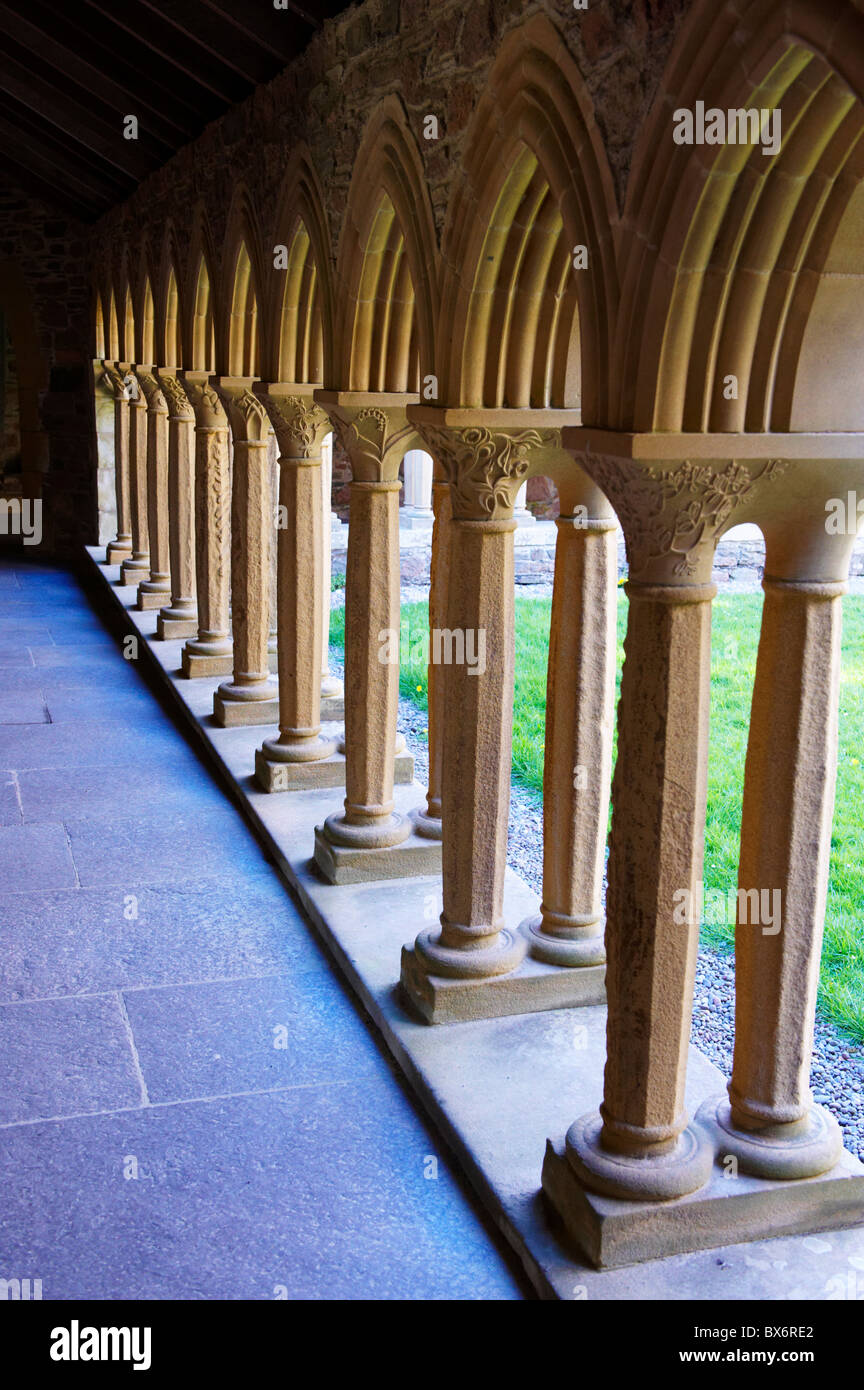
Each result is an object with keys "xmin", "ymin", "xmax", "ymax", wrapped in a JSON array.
[{"xmin": 8, "ymin": 0, "xmax": 864, "ymax": 1297}]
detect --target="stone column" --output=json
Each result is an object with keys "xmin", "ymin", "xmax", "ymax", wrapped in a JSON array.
[
  {"xmin": 400, "ymin": 449, "xmax": 434, "ymax": 528},
  {"xmin": 134, "ymin": 369, "xmax": 171, "ymax": 611},
  {"xmin": 155, "ymin": 370, "xmax": 197, "ymax": 640},
  {"xmin": 312, "ymin": 394, "xmax": 433, "ymax": 884},
  {"xmin": 545, "ymin": 448, "xmax": 790, "ymax": 1203},
  {"xmin": 102, "ymin": 362, "xmax": 132, "ymax": 565},
  {"xmin": 119, "ymin": 366, "xmax": 150, "ymax": 586},
  {"xmin": 211, "ymin": 378, "xmax": 278, "ymax": 726},
  {"xmin": 521, "ymin": 490, "xmax": 617, "ymax": 970},
  {"xmin": 320, "ymin": 432, "xmax": 345, "ymax": 719},
  {"xmin": 410, "ymin": 478, "xmax": 451, "ymax": 839},
  {"xmin": 267, "ymin": 429, "xmax": 279, "ymax": 672},
  {"xmin": 513, "ymin": 481, "xmax": 535, "ymax": 525},
  {"xmin": 254, "ymin": 387, "xmax": 338, "ymax": 791},
  {"xmin": 178, "ymin": 372, "xmax": 232, "ymax": 679},
  {"xmin": 698, "ymin": 572, "xmax": 847, "ymax": 1179}
]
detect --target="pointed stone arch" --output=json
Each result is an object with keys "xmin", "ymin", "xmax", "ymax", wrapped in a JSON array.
[
  {"xmin": 437, "ymin": 14, "xmax": 619, "ymax": 420},
  {"xmin": 618, "ymin": 0, "xmax": 864, "ymax": 432},
  {"xmin": 133, "ymin": 240, "xmax": 157, "ymax": 365},
  {"xmin": 156, "ymin": 222, "xmax": 185, "ymax": 370},
  {"xmin": 334, "ymin": 94, "xmax": 439, "ymax": 393},
  {"xmin": 107, "ymin": 287, "xmax": 120, "ymax": 361},
  {"xmin": 265, "ymin": 149, "xmax": 334, "ymax": 386},
  {"xmin": 183, "ymin": 204, "xmax": 217, "ymax": 373},
  {"xmin": 218, "ymin": 186, "xmax": 266, "ymax": 378}
]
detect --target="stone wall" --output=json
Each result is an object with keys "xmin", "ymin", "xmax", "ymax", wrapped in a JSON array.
[{"xmin": 0, "ymin": 186, "xmax": 96, "ymax": 554}]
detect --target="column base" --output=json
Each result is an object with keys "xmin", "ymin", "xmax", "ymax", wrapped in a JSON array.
[
  {"xmin": 400, "ymin": 940, "xmax": 605, "ymax": 1024},
  {"xmin": 410, "ymin": 806, "xmax": 443, "ymax": 841},
  {"xmin": 520, "ymin": 912, "xmax": 606, "ymax": 967},
  {"xmin": 119, "ymin": 559, "xmax": 149, "ymax": 586},
  {"xmin": 157, "ymin": 609, "xmax": 199, "ymax": 640},
  {"xmin": 137, "ymin": 582, "xmax": 171, "ymax": 611},
  {"xmin": 213, "ymin": 682, "xmax": 279, "ymax": 728},
  {"xmin": 542, "ymin": 1119, "xmax": 864, "ymax": 1271},
  {"xmin": 313, "ymin": 818, "xmax": 441, "ymax": 885},
  {"xmin": 320, "ymin": 693, "xmax": 345, "ymax": 721},
  {"xmin": 181, "ymin": 645, "xmax": 234, "ymax": 679},
  {"xmin": 106, "ymin": 541, "xmax": 132, "ymax": 565},
  {"xmin": 697, "ymin": 1096, "xmax": 843, "ymax": 1181},
  {"xmin": 256, "ymin": 742, "xmax": 414, "ymax": 792}
]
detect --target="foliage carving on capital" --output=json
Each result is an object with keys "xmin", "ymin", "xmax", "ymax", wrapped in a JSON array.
[
  {"xmin": 158, "ymin": 375, "xmax": 194, "ymax": 421},
  {"xmin": 101, "ymin": 363, "xmax": 128, "ymax": 401},
  {"xmin": 183, "ymin": 380, "xmax": 226, "ymax": 429},
  {"xmin": 584, "ymin": 455, "xmax": 787, "ymax": 579},
  {"xmin": 262, "ymin": 394, "xmax": 329, "ymax": 459},
  {"xmin": 220, "ymin": 386, "xmax": 270, "ymax": 443},
  {"xmin": 330, "ymin": 405, "xmax": 415, "ymax": 481},
  {"xmin": 136, "ymin": 371, "xmax": 167, "ymax": 413},
  {"xmin": 418, "ymin": 424, "xmax": 558, "ymax": 519}
]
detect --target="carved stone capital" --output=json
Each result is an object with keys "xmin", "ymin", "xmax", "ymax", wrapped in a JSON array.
[
  {"xmin": 134, "ymin": 368, "xmax": 167, "ymax": 415},
  {"xmin": 211, "ymin": 376, "xmax": 270, "ymax": 443},
  {"xmin": 155, "ymin": 368, "xmax": 194, "ymax": 421},
  {"xmin": 582, "ymin": 454, "xmax": 787, "ymax": 583},
  {"xmin": 102, "ymin": 361, "xmax": 130, "ymax": 402},
  {"xmin": 416, "ymin": 423, "xmax": 560, "ymax": 520},
  {"xmin": 178, "ymin": 372, "xmax": 228, "ymax": 430},
  {"xmin": 323, "ymin": 403, "xmax": 416, "ymax": 483},
  {"xmin": 256, "ymin": 386, "xmax": 330, "ymax": 461}
]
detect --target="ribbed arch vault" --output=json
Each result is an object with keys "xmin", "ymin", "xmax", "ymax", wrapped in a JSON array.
[{"xmin": 268, "ymin": 155, "xmax": 334, "ymax": 385}]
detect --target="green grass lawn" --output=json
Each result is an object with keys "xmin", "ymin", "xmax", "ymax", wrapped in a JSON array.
[{"xmin": 329, "ymin": 593, "xmax": 864, "ymax": 1042}]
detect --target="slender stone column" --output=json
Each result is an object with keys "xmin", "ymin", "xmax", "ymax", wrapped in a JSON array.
[
  {"xmin": 255, "ymin": 387, "xmax": 337, "ymax": 791},
  {"xmin": 521, "ymin": 501, "xmax": 617, "ymax": 967},
  {"xmin": 400, "ymin": 449, "xmax": 434, "ymax": 527},
  {"xmin": 320, "ymin": 432, "xmax": 344, "ymax": 719},
  {"xmin": 135, "ymin": 369, "xmax": 171, "ymax": 611},
  {"xmin": 155, "ymin": 370, "xmax": 197, "ymax": 640},
  {"xmin": 212, "ymin": 377, "xmax": 278, "ymax": 727},
  {"xmin": 102, "ymin": 362, "xmax": 132, "ymax": 564},
  {"xmin": 119, "ymin": 366, "xmax": 150, "ymax": 585},
  {"xmin": 178, "ymin": 372, "xmax": 232, "ymax": 679},
  {"xmin": 411, "ymin": 479, "xmax": 452, "ymax": 839},
  {"xmin": 698, "ymin": 575, "xmax": 847, "ymax": 1179},
  {"xmin": 312, "ymin": 394, "xmax": 433, "ymax": 884},
  {"xmin": 267, "ymin": 430, "xmax": 279, "ymax": 672}
]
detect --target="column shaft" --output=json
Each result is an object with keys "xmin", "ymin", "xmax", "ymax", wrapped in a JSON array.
[
  {"xmin": 413, "ymin": 480, "xmax": 451, "ymax": 837},
  {"xmin": 120, "ymin": 390, "xmax": 149, "ymax": 584},
  {"xmin": 219, "ymin": 440, "xmax": 274, "ymax": 701}
]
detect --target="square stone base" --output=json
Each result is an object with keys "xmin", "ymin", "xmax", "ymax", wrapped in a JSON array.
[
  {"xmin": 320, "ymin": 694, "xmax": 345, "ymax": 721},
  {"xmin": 157, "ymin": 613, "xmax": 199, "ymax": 641},
  {"xmin": 106, "ymin": 544, "xmax": 132, "ymax": 566},
  {"xmin": 181, "ymin": 648, "xmax": 234, "ymax": 679},
  {"xmin": 400, "ymin": 946, "xmax": 606, "ymax": 1024},
  {"xmin": 118, "ymin": 564, "xmax": 149, "ymax": 587},
  {"xmin": 213, "ymin": 692, "xmax": 280, "ymax": 728},
  {"xmin": 256, "ymin": 745, "xmax": 413, "ymax": 792},
  {"xmin": 541, "ymin": 1136, "xmax": 864, "ymax": 1271},
  {"xmin": 313, "ymin": 823, "xmax": 442, "ymax": 884},
  {"xmin": 137, "ymin": 588, "xmax": 170, "ymax": 611}
]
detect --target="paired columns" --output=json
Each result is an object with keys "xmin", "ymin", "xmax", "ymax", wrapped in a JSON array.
[
  {"xmin": 399, "ymin": 411, "xmax": 612, "ymax": 1022},
  {"xmin": 311, "ymin": 393, "xmax": 435, "ymax": 884},
  {"xmin": 254, "ymin": 387, "xmax": 338, "ymax": 791},
  {"xmin": 155, "ymin": 370, "xmax": 197, "ymax": 639},
  {"xmin": 211, "ymin": 378, "xmax": 278, "ymax": 726},
  {"xmin": 118, "ymin": 365, "xmax": 149, "ymax": 586},
  {"xmin": 134, "ymin": 369, "xmax": 170, "ymax": 612},
  {"xmin": 101, "ymin": 362, "xmax": 132, "ymax": 565},
  {"xmin": 178, "ymin": 372, "xmax": 232, "ymax": 679}
]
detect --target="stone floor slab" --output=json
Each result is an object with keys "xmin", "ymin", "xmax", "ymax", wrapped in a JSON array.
[
  {"xmin": 0, "ymin": 821, "xmax": 76, "ymax": 891},
  {"xmin": 0, "ymin": 689, "xmax": 49, "ymax": 724},
  {"xmin": 0, "ymin": 993, "xmax": 142, "ymax": 1124}
]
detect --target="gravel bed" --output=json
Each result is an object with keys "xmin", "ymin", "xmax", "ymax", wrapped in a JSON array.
[{"xmin": 326, "ymin": 587, "xmax": 864, "ymax": 1162}]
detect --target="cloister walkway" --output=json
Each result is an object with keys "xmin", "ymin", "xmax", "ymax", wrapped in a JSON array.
[{"xmin": 0, "ymin": 558, "xmax": 525, "ymax": 1300}]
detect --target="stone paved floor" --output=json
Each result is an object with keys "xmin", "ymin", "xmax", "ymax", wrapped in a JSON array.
[{"xmin": 0, "ymin": 558, "xmax": 525, "ymax": 1301}]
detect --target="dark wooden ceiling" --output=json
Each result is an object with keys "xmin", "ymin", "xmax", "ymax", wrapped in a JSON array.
[{"xmin": 0, "ymin": 0, "xmax": 350, "ymax": 223}]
